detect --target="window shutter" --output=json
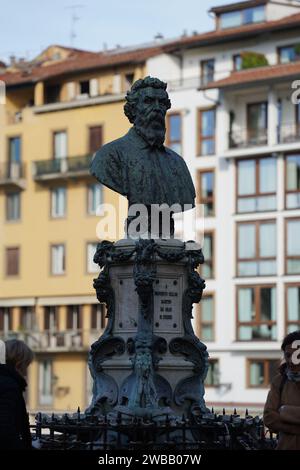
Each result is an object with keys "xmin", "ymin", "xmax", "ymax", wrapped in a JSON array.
[
  {"xmin": 6, "ymin": 247, "xmax": 19, "ymax": 276},
  {"xmin": 44, "ymin": 307, "xmax": 50, "ymax": 330},
  {"xmin": 113, "ymin": 74, "xmax": 121, "ymax": 94},
  {"xmin": 91, "ymin": 305, "xmax": 97, "ymax": 329},
  {"xmin": 78, "ymin": 306, "xmax": 83, "ymax": 330},
  {"xmin": 67, "ymin": 306, "xmax": 73, "ymax": 330},
  {"xmin": 90, "ymin": 78, "xmax": 99, "ymax": 97},
  {"xmin": 89, "ymin": 126, "xmax": 103, "ymax": 153},
  {"xmin": 67, "ymin": 82, "xmax": 76, "ymax": 100},
  {"xmin": 8, "ymin": 309, "xmax": 12, "ymax": 330},
  {"xmin": 0, "ymin": 309, "xmax": 4, "ymax": 331}
]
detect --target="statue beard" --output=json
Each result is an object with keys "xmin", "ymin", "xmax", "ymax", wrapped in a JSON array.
[{"xmin": 134, "ymin": 110, "xmax": 166, "ymax": 148}]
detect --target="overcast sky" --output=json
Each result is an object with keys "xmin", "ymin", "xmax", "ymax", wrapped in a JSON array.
[{"xmin": 0, "ymin": 0, "xmax": 232, "ymax": 62}]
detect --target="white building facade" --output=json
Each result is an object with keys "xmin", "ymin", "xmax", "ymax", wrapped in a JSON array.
[{"xmin": 147, "ymin": 0, "xmax": 300, "ymax": 411}]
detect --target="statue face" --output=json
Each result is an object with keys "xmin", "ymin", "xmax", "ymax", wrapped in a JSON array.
[
  {"xmin": 137, "ymin": 87, "xmax": 169, "ymax": 119},
  {"xmin": 134, "ymin": 87, "xmax": 169, "ymax": 147}
]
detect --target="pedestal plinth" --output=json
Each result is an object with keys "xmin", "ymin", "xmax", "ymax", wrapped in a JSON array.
[{"xmin": 86, "ymin": 238, "xmax": 209, "ymax": 420}]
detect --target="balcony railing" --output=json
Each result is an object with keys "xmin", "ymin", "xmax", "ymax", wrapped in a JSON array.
[
  {"xmin": 0, "ymin": 329, "xmax": 101, "ymax": 351},
  {"xmin": 277, "ymin": 123, "xmax": 300, "ymax": 144},
  {"xmin": 167, "ymin": 76, "xmax": 202, "ymax": 92},
  {"xmin": 0, "ymin": 162, "xmax": 26, "ymax": 189},
  {"xmin": 229, "ymin": 128, "xmax": 268, "ymax": 149},
  {"xmin": 33, "ymin": 154, "xmax": 93, "ymax": 181}
]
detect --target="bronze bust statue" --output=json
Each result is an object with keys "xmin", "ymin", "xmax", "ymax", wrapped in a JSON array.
[{"xmin": 90, "ymin": 77, "xmax": 195, "ymax": 213}]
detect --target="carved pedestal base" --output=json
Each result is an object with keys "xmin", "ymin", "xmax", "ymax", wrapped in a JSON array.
[{"xmin": 86, "ymin": 238, "xmax": 209, "ymax": 421}]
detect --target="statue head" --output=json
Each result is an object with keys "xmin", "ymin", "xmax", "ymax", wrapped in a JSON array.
[{"xmin": 124, "ymin": 76, "xmax": 171, "ymax": 148}]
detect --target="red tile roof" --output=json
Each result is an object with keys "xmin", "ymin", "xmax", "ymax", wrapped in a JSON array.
[
  {"xmin": 2, "ymin": 11, "xmax": 300, "ymax": 88},
  {"xmin": 164, "ymin": 11, "xmax": 300, "ymax": 50},
  {"xmin": 0, "ymin": 46, "xmax": 164, "ymax": 87},
  {"xmin": 202, "ymin": 60, "xmax": 300, "ymax": 89},
  {"xmin": 209, "ymin": 0, "xmax": 267, "ymax": 15}
]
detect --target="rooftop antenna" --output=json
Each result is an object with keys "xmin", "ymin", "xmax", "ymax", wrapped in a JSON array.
[{"xmin": 66, "ymin": 4, "xmax": 85, "ymax": 47}]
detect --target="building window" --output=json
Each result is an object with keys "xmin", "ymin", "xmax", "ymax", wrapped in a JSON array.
[
  {"xmin": 198, "ymin": 294, "xmax": 214, "ymax": 342},
  {"xmin": 51, "ymin": 187, "xmax": 66, "ymax": 218},
  {"xmin": 237, "ymin": 220, "xmax": 276, "ymax": 277},
  {"xmin": 5, "ymin": 247, "xmax": 20, "ymax": 276},
  {"xmin": 237, "ymin": 286, "xmax": 277, "ymax": 341},
  {"xmin": 198, "ymin": 109, "xmax": 216, "ymax": 156},
  {"xmin": 200, "ymin": 232, "xmax": 214, "ymax": 279},
  {"xmin": 167, "ymin": 113, "xmax": 182, "ymax": 154},
  {"xmin": 6, "ymin": 192, "xmax": 20, "ymax": 221},
  {"xmin": 87, "ymin": 184, "xmax": 103, "ymax": 215},
  {"xmin": 247, "ymin": 359, "xmax": 278, "ymax": 388},
  {"xmin": 286, "ymin": 154, "xmax": 300, "ymax": 209},
  {"xmin": 286, "ymin": 285, "xmax": 300, "ymax": 333},
  {"xmin": 45, "ymin": 84, "xmax": 60, "ymax": 104},
  {"xmin": 91, "ymin": 304, "xmax": 106, "ymax": 330},
  {"xmin": 53, "ymin": 131, "xmax": 67, "ymax": 159},
  {"xmin": 286, "ymin": 218, "xmax": 300, "ymax": 274},
  {"xmin": 247, "ymin": 102, "xmax": 268, "ymax": 146},
  {"xmin": 219, "ymin": 6, "xmax": 265, "ymax": 29},
  {"xmin": 233, "ymin": 54, "xmax": 242, "ymax": 71},
  {"xmin": 7, "ymin": 136, "xmax": 22, "ymax": 179},
  {"xmin": 79, "ymin": 80, "xmax": 90, "ymax": 96},
  {"xmin": 51, "ymin": 244, "xmax": 65, "ymax": 275},
  {"xmin": 87, "ymin": 243, "xmax": 98, "ymax": 273},
  {"xmin": 201, "ymin": 59, "xmax": 215, "ymax": 86},
  {"xmin": 39, "ymin": 359, "xmax": 54, "ymax": 405},
  {"xmin": 236, "ymin": 157, "xmax": 276, "ymax": 213},
  {"xmin": 278, "ymin": 45, "xmax": 300, "ymax": 64},
  {"xmin": 8, "ymin": 136, "xmax": 21, "ymax": 164},
  {"xmin": 0, "ymin": 308, "xmax": 12, "ymax": 334},
  {"xmin": 198, "ymin": 170, "xmax": 214, "ymax": 216},
  {"xmin": 205, "ymin": 359, "xmax": 220, "ymax": 387}
]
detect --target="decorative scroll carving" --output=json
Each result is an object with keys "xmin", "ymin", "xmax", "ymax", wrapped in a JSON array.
[
  {"xmin": 169, "ymin": 336, "xmax": 209, "ymax": 413},
  {"xmin": 87, "ymin": 237, "xmax": 209, "ymax": 419}
]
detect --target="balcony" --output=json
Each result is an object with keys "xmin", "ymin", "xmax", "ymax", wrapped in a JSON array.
[
  {"xmin": 277, "ymin": 123, "xmax": 300, "ymax": 144},
  {"xmin": 0, "ymin": 162, "xmax": 26, "ymax": 190},
  {"xmin": 33, "ymin": 154, "xmax": 93, "ymax": 182},
  {"xmin": 0, "ymin": 329, "xmax": 101, "ymax": 352},
  {"xmin": 229, "ymin": 128, "xmax": 268, "ymax": 149}
]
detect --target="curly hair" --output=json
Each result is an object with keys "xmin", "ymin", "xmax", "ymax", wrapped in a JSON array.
[{"xmin": 124, "ymin": 76, "xmax": 171, "ymax": 123}]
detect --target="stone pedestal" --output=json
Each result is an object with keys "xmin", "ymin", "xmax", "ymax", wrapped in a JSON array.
[{"xmin": 86, "ymin": 238, "xmax": 208, "ymax": 420}]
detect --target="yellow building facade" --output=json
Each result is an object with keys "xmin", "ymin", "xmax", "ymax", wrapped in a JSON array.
[{"xmin": 0, "ymin": 45, "xmax": 156, "ymax": 413}]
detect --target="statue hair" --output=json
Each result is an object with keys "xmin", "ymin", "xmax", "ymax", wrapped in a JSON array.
[{"xmin": 124, "ymin": 76, "xmax": 171, "ymax": 123}]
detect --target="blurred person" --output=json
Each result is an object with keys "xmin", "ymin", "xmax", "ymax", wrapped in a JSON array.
[
  {"xmin": 264, "ymin": 331, "xmax": 300, "ymax": 450},
  {"xmin": 0, "ymin": 339, "xmax": 34, "ymax": 449}
]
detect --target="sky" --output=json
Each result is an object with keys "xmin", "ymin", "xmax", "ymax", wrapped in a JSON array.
[{"xmin": 0, "ymin": 0, "xmax": 233, "ymax": 62}]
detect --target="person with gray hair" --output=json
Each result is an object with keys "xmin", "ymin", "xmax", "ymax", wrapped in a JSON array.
[{"xmin": 0, "ymin": 339, "xmax": 34, "ymax": 449}]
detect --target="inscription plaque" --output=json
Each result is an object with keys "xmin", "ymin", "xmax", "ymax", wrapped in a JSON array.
[
  {"xmin": 153, "ymin": 276, "xmax": 182, "ymax": 333},
  {"xmin": 115, "ymin": 276, "xmax": 139, "ymax": 333}
]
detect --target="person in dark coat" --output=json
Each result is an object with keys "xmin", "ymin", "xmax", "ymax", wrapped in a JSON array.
[
  {"xmin": 263, "ymin": 331, "xmax": 300, "ymax": 450},
  {"xmin": 0, "ymin": 339, "xmax": 34, "ymax": 449}
]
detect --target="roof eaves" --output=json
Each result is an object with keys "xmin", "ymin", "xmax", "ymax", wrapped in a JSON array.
[{"xmin": 202, "ymin": 69, "xmax": 300, "ymax": 91}]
